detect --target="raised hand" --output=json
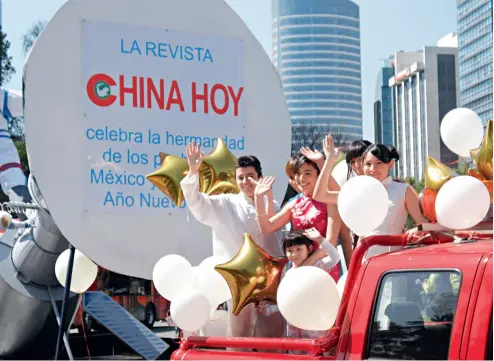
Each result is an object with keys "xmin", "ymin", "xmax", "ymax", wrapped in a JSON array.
[
  {"xmin": 303, "ymin": 227, "xmax": 325, "ymax": 244},
  {"xmin": 253, "ymin": 176, "xmax": 276, "ymax": 197},
  {"xmin": 322, "ymin": 135, "xmax": 340, "ymax": 162},
  {"xmin": 185, "ymin": 142, "xmax": 204, "ymax": 175},
  {"xmin": 300, "ymin": 147, "xmax": 324, "ymax": 163}
]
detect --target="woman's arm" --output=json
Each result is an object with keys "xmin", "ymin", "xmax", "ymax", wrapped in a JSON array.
[
  {"xmin": 405, "ymin": 186, "xmax": 429, "ymax": 226},
  {"xmin": 312, "ymin": 158, "xmax": 339, "ymax": 204},
  {"xmin": 326, "ymin": 203, "xmax": 341, "ymax": 247},
  {"xmin": 266, "ymin": 190, "xmax": 276, "ymax": 218},
  {"xmin": 339, "ymin": 222, "xmax": 353, "ymax": 266},
  {"xmin": 254, "ymin": 180, "xmax": 294, "ymax": 233}
]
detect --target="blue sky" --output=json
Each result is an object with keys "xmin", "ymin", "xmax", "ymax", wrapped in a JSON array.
[{"xmin": 3, "ymin": 0, "xmax": 457, "ymax": 140}]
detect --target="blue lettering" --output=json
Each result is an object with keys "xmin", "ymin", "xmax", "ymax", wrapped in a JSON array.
[
  {"xmin": 184, "ymin": 46, "xmax": 193, "ymax": 61},
  {"xmin": 146, "ymin": 41, "xmax": 157, "ymax": 56},
  {"xmin": 170, "ymin": 45, "xmax": 179, "ymax": 59},
  {"xmin": 104, "ymin": 191, "xmax": 135, "ymax": 208},
  {"xmin": 90, "ymin": 169, "xmax": 146, "ymax": 186},
  {"xmin": 130, "ymin": 40, "xmax": 141, "ymax": 55},
  {"xmin": 119, "ymin": 39, "xmax": 213, "ymax": 63},
  {"xmin": 140, "ymin": 193, "xmax": 187, "ymax": 209},
  {"xmin": 120, "ymin": 38, "xmax": 131, "ymax": 54},
  {"xmin": 158, "ymin": 42, "xmax": 167, "ymax": 58},
  {"xmin": 204, "ymin": 49, "xmax": 213, "ymax": 63},
  {"xmin": 84, "ymin": 127, "xmax": 143, "ymax": 143},
  {"xmin": 195, "ymin": 47, "xmax": 203, "ymax": 61}
]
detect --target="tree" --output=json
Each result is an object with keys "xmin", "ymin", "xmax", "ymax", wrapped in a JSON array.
[
  {"xmin": 0, "ymin": 28, "xmax": 15, "ymax": 86},
  {"xmin": 22, "ymin": 20, "xmax": 47, "ymax": 55},
  {"xmin": 291, "ymin": 122, "xmax": 351, "ymax": 155}
]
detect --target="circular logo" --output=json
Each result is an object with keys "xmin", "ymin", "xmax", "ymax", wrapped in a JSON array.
[{"xmin": 94, "ymin": 81, "xmax": 111, "ymax": 99}]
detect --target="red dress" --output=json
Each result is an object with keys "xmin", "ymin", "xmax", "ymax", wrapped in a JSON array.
[{"xmin": 291, "ymin": 194, "xmax": 340, "ymax": 282}]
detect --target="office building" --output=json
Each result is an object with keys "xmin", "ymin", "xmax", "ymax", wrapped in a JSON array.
[
  {"xmin": 374, "ymin": 64, "xmax": 394, "ymax": 145},
  {"xmin": 457, "ymin": 0, "xmax": 493, "ymax": 124},
  {"xmin": 388, "ymin": 34, "xmax": 459, "ymax": 180},
  {"xmin": 272, "ymin": 0, "xmax": 363, "ymax": 151}
]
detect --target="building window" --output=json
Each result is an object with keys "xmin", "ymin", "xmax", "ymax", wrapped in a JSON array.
[{"xmin": 367, "ymin": 270, "xmax": 461, "ymax": 360}]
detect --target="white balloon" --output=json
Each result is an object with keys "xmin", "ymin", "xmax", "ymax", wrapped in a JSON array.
[
  {"xmin": 0, "ymin": 211, "xmax": 12, "ymax": 231},
  {"xmin": 152, "ymin": 255, "xmax": 195, "ymax": 302},
  {"xmin": 337, "ymin": 176, "xmax": 389, "ymax": 236},
  {"xmin": 192, "ymin": 266, "xmax": 231, "ymax": 309},
  {"xmin": 170, "ymin": 289, "xmax": 211, "ymax": 332},
  {"xmin": 55, "ymin": 249, "xmax": 98, "ymax": 293},
  {"xmin": 331, "ymin": 161, "xmax": 348, "ymax": 187},
  {"xmin": 198, "ymin": 255, "xmax": 230, "ymax": 270},
  {"xmin": 440, "ymin": 108, "xmax": 484, "ymax": 157},
  {"xmin": 337, "ymin": 272, "xmax": 348, "ymax": 297},
  {"xmin": 277, "ymin": 267, "xmax": 340, "ymax": 331},
  {"xmin": 435, "ymin": 176, "xmax": 490, "ymax": 230}
]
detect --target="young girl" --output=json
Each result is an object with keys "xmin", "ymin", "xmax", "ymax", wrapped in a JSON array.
[
  {"xmin": 254, "ymin": 154, "xmax": 343, "ymax": 281},
  {"xmin": 313, "ymin": 137, "xmax": 429, "ymax": 258},
  {"xmin": 342, "ymin": 140, "xmax": 372, "ymax": 180},
  {"xmin": 257, "ymin": 228, "xmax": 340, "ymax": 343}
]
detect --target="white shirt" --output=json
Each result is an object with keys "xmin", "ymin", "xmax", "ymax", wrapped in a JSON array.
[
  {"xmin": 180, "ymin": 173, "xmax": 284, "ymax": 259},
  {"xmin": 365, "ymin": 176, "xmax": 409, "ymax": 259}
]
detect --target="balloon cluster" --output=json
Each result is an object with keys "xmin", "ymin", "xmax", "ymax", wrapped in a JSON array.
[
  {"xmin": 152, "ymin": 234, "xmax": 287, "ymax": 332},
  {"xmin": 146, "ymin": 138, "xmax": 239, "ymax": 206},
  {"xmin": 152, "ymin": 254, "xmax": 231, "ymax": 333},
  {"xmin": 420, "ymin": 110, "xmax": 493, "ymax": 230}
]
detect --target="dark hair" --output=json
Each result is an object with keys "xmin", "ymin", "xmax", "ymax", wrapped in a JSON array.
[
  {"xmin": 236, "ymin": 155, "xmax": 262, "ymax": 177},
  {"xmin": 282, "ymin": 230, "xmax": 314, "ymax": 251},
  {"xmin": 363, "ymin": 144, "xmax": 400, "ymax": 164},
  {"xmin": 343, "ymin": 140, "xmax": 372, "ymax": 180},
  {"xmin": 292, "ymin": 154, "xmax": 320, "ymax": 175}
]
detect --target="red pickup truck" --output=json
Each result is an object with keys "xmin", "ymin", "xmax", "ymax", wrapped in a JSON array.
[{"xmin": 171, "ymin": 223, "xmax": 493, "ymax": 360}]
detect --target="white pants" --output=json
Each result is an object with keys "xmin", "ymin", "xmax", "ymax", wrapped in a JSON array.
[{"xmin": 226, "ymin": 300, "xmax": 285, "ymax": 352}]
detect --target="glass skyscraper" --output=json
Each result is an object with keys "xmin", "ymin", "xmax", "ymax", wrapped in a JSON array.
[
  {"xmin": 374, "ymin": 65, "xmax": 394, "ymax": 145},
  {"xmin": 457, "ymin": 0, "xmax": 493, "ymax": 124},
  {"xmin": 272, "ymin": 0, "xmax": 363, "ymax": 151}
]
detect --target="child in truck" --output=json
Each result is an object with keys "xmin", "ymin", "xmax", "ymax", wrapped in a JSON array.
[{"xmin": 256, "ymin": 228, "xmax": 340, "ymax": 349}]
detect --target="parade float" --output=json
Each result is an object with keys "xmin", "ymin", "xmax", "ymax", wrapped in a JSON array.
[{"xmin": 0, "ymin": 0, "xmax": 492, "ymax": 359}]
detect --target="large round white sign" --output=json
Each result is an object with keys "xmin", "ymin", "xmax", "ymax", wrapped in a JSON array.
[{"xmin": 23, "ymin": 0, "xmax": 291, "ymax": 278}]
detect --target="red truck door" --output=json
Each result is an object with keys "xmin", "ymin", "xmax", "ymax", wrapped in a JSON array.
[
  {"xmin": 461, "ymin": 254, "xmax": 492, "ymax": 360},
  {"xmin": 339, "ymin": 247, "xmax": 484, "ymax": 360}
]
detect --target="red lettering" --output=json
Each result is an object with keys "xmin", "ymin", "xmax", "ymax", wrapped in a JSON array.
[
  {"xmin": 191, "ymin": 82, "xmax": 209, "ymax": 114},
  {"xmin": 210, "ymin": 84, "xmax": 229, "ymax": 115},
  {"xmin": 166, "ymin": 80, "xmax": 185, "ymax": 111},
  {"xmin": 139, "ymin": 77, "xmax": 145, "ymax": 108},
  {"xmin": 119, "ymin": 75, "xmax": 138, "ymax": 107},
  {"xmin": 147, "ymin": 78, "xmax": 165, "ymax": 109},
  {"xmin": 228, "ymin": 86, "xmax": 244, "ymax": 117}
]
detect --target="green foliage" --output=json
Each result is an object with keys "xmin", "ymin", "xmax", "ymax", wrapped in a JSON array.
[
  {"xmin": 0, "ymin": 28, "xmax": 15, "ymax": 86},
  {"xmin": 22, "ymin": 20, "xmax": 46, "ymax": 55},
  {"xmin": 13, "ymin": 140, "xmax": 30, "ymax": 175}
]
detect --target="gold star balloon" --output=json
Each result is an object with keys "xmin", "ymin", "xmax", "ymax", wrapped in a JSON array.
[
  {"xmin": 201, "ymin": 138, "xmax": 238, "ymax": 188},
  {"xmin": 207, "ymin": 180, "xmax": 239, "ymax": 196},
  {"xmin": 470, "ymin": 119, "xmax": 493, "ymax": 181},
  {"xmin": 145, "ymin": 153, "xmax": 189, "ymax": 206},
  {"xmin": 424, "ymin": 156, "xmax": 458, "ymax": 192},
  {"xmin": 215, "ymin": 234, "xmax": 287, "ymax": 316}
]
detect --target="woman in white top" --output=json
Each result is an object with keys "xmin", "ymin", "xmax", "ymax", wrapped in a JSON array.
[
  {"xmin": 312, "ymin": 137, "xmax": 428, "ymax": 259},
  {"xmin": 360, "ymin": 144, "xmax": 428, "ymax": 258}
]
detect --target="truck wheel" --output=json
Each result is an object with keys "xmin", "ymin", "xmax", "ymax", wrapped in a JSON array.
[{"xmin": 143, "ymin": 304, "xmax": 156, "ymax": 329}]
